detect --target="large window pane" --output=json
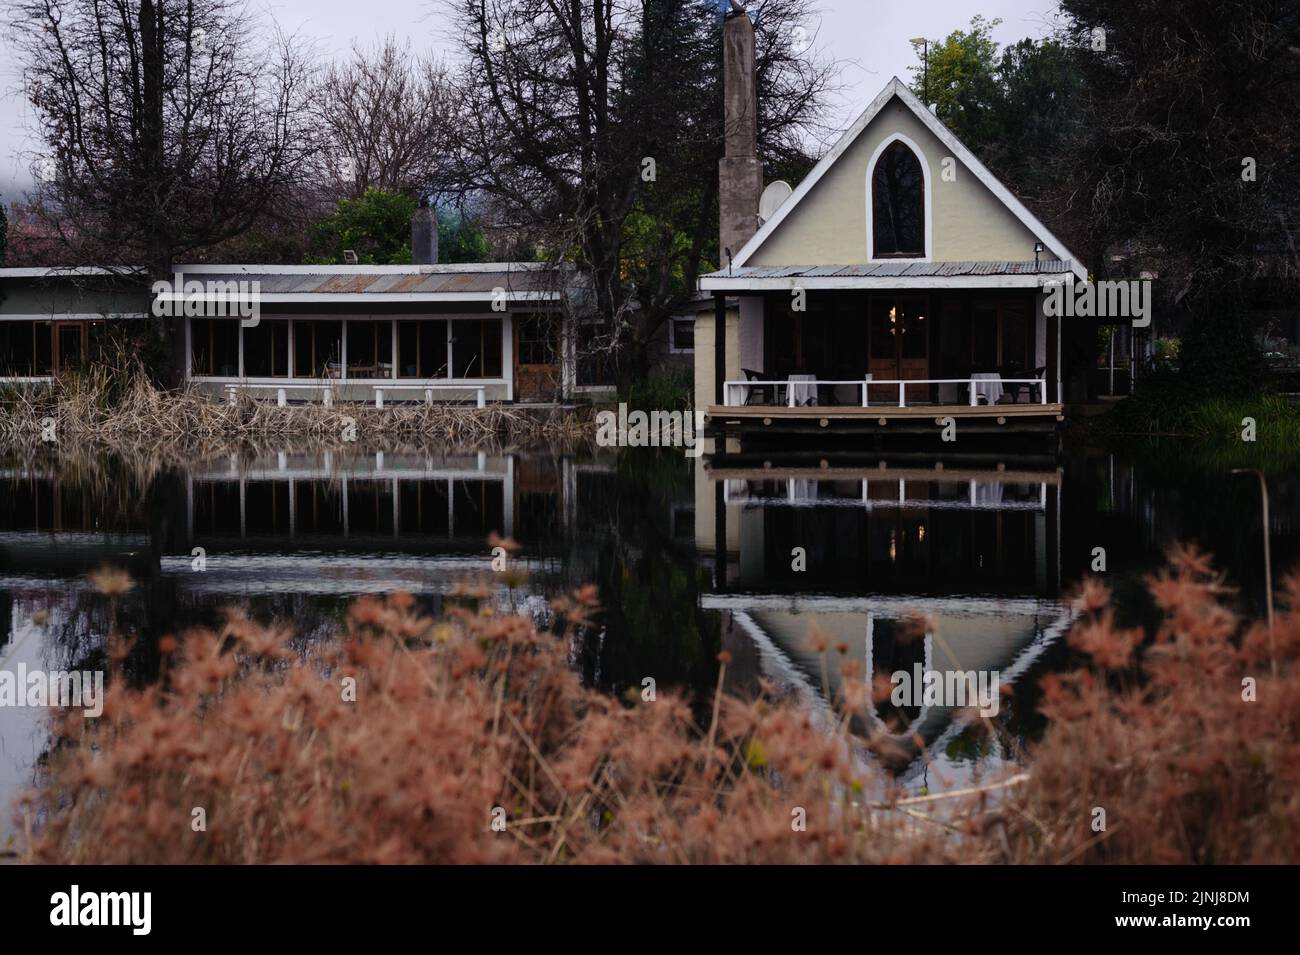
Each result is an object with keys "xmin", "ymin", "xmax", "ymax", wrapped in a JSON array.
[
  {"xmin": 480, "ymin": 320, "xmax": 502, "ymax": 377},
  {"xmin": 0, "ymin": 321, "xmax": 42, "ymax": 375},
  {"xmin": 451, "ymin": 319, "xmax": 502, "ymax": 378},
  {"xmin": 398, "ymin": 322, "xmax": 420, "ymax": 377},
  {"xmin": 192, "ymin": 319, "xmax": 212, "ymax": 375},
  {"xmin": 376, "ymin": 322, "xmax": 392, "ymax": 376},
  {"xmin": 35, "ymin": 322, "xmax": 51, "ymax": 374},
  {"xmin": 293, "ymin": 320, "xmax": 312, "ymax": 377},
  {"xmin": 346, "ymin": 321, "xmax": 391, "ymax": 379},
  {"xmin": 213, "ymin": 321, "xmax": 239, "ymax": 376},
  {"xmin": 420, "ymin": 320, "xmax": 445, "ymax": 378},
  {"xmin": 244, "ymin": 320, "xmax": 289, "ymax": 377},
  {"xmin": 191, "ymin": 319, "xmax": 239, "ymax": 376},
  {"xmin": 314, "ymin": 321, "xmax": 342, "ymax": 377},
  {"xmin": 291, "ymin": 320, "xmax": 342, "ymax": 377}
]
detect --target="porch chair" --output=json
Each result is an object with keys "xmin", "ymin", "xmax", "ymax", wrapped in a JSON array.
[
  {"xmin": 1003, "ymin": 365, "xmax": 1048, "ymax": 403},
  {"xmin": 741, "ymin": 368, "xmax": 777, "ymax": 406}
]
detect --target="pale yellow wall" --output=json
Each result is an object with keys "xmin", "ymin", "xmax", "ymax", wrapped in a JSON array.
[
  {"xmin": 692, "ymin": 304, "xmax": 742, "ymax": 411},
  {"xmin": 746, "ymin": 97, "xmax": 1056, "ymax": 267}
]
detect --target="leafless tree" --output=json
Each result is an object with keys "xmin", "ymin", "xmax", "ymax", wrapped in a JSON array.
[
  {"xmin": 313, "ymin": 38, "xmax": 460, "ymax": 200},
  {"xmin": 443, "ymin": 0, "xmax": 835, "ymax": 384},
  {"xmin": 11, "ymin": 0, "xmax": 317, "ymax": 278}
]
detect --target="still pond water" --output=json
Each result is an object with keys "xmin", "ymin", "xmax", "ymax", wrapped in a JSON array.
[{"xmin": 2, "ymin": 440, "xmax": 1297, "ymax": 843}]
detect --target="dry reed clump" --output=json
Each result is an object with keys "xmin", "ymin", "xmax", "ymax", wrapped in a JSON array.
[
  {"xmin": 17, "ymin": 583, "xmax": 971, "ymax": 864},
  {"xmin": 17, "ymin": 549, "xmax": 1300, "ymax": 864},
  {"xmin": 0, "ymin": 362, "xmax": 593, "ymax": 455},
  {"xmin": 1001, "ymin": 546, "xmax": 1300, "ymax": 864}
]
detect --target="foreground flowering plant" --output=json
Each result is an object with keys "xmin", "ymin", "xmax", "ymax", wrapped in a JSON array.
[{"xmin": 16, "ymin": 547, "xmax": 1300, "ymax": 864}]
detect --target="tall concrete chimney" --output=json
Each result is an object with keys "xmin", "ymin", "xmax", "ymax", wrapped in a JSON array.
[
  {"xmin": 719, "ymin": 4, "xmax": 762, "ymax": 265},
  {"xmin": 411, "ymin": 202, "xmax": 438, "ymax": 266}
]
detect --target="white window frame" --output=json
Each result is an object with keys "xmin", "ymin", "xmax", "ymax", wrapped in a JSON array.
[
  {"xmin": 669, "ymin": 316, "xmax": 696, "ymax": 354},
  {"xmin": 865, "ymin": 131, "xmax": 933, "ymax": 263}
]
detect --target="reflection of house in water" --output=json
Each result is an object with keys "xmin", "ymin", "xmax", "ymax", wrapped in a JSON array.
[
  {"xmin": 695, "ymin": 456, "xmax": 1074, "ymax": 781},
  {"xmin": 0, "ymin": 453, "xmax": 625, "ymax": 645},
  {"xmin": 170, "ymin": 451, "xmax": 617, "ymax": 599}
]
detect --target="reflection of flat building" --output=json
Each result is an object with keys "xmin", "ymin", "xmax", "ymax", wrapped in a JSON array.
[{"xmin": 185, "ymin": 451, "xmax": 517, "ymax": 546}]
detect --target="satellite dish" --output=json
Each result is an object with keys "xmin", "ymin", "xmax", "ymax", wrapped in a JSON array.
[{"xmin": 758, "ymin": 180, "xmax": 793, "ymax": 223}]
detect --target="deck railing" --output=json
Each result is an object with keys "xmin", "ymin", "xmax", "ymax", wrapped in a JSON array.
[
  {"xmin": 722, "ymin": 376, "xmax": 1048, "ymax": 409},
  {"xmin": 222, "ymin": 381, "xmax": 487, "ymax": 408},
  {"xmin": 723, "ymin": 477, "xmax": 1049, "ymax": 511}
]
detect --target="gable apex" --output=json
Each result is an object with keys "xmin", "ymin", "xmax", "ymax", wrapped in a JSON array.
[{"xmin": 730, "ymin": 77, "xmax": 1086, "ymax": 280}]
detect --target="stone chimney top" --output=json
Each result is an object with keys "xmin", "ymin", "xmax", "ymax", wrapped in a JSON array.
[
  {"xmin": 719, "ymin": 8, "xmax": 762, "ymax": 264},
  {"xmin": 411, "ymin": 202, "xmax": 439, "ymax": 266}
]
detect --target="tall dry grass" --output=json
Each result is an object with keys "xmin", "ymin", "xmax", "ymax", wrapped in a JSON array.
[
  {"xmin": 16, "ymin": 548, "xmax": 1300, "ymax": 864},
  {"xmin": 0, "ymin": 359, "xmax": 592, "ymax": 457}
]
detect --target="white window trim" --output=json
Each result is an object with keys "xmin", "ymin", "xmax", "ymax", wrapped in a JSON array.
[
  {"xmin": 669, "ymin": 316, "xmax": 696, "ymax": 354},
  {"xmin": 185, "ymin": 315, "xmax": 512, "ymax": 384},
  {"xmin": 865, "ymin": 131, "xmax": 932, "ymax": 263}
]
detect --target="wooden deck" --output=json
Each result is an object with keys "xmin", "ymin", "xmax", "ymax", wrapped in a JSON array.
[
  {"xmin": 705, "ymin": 402, "xmax": 1065, "ymax": 435},
  {"xmin": 706, "ymin": 463, "xmax": 1062, "ymax": 484}
]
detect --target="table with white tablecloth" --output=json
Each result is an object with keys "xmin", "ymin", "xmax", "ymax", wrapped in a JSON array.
[
  {"xmin": 787, "ymin": 373, "xmax": 817, "ymax": 406},
  {"xmin": 970, "ymin": 372, "xmax": 1003, "ymax": 405},
  {"xmin": 785, "ymin": 371, "xmax": 816, "ymax": 405}
]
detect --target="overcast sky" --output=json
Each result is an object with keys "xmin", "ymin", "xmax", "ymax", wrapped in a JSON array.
[{"xmin": 0, "ymin": 0, "xmax": 1066, "ymax": 199}]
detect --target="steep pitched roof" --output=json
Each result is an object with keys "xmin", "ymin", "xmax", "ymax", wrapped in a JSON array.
[{"xmin": 731, "ymin": 77, "xmax": 1087, "ymax": 281}]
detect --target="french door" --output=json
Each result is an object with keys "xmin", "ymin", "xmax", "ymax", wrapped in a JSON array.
[{"xmin": 868, "ymin": 297, "xmax": 929, "ymax": 403}]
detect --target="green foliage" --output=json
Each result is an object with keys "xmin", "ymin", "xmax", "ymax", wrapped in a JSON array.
[
  {"xmin": 619, "ymin": 364, "xmax": 693, "ymax": 413},
  {"xmin": 438, "ymin": 211, "xmax": 492, "ymax": 264},
  {"xmin": 1098, "ymin": 380, "xmax": 1300, "ymax": 471},
  {"xmin": 306, "ymin": 192, "xmax": 493, "ymax": 266},
  {"xmin": 908, "ymin": 18, "xmax": 1085, "ymax": 192},
  {"xmin": 988, "ymin": 38, "xmax": 1085, "ymax": 187},
  {"xmin": 909, "ymin": 16, "xmax": 1004, "ymax": 148},
  {"xmin": 306, "ymin": 190, "xmax": 417, "ymax": 265}
]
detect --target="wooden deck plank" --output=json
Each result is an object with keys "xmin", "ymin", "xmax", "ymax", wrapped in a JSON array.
[
  {"xmin": 706, "ymin": 403, "xmax": 1064, "ymax": 420},
  {"xmin": 706, "ymin": 465, "xmax": 1062, "ymax": 484}
]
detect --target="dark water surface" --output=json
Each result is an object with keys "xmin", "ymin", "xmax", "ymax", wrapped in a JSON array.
[{"xmin": 2, "ymin": 441, "xmax": 1297, "ymax": 839}]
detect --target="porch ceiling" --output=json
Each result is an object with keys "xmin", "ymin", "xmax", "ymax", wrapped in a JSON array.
[{"xmin": 699, "ymin": 259, "xmax": 1071, "ymax": 292}]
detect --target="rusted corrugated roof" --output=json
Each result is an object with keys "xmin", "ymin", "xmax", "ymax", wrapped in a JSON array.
[{"xmin": 180, "ymin": 264, "xmax": 572, "ymax": 298}]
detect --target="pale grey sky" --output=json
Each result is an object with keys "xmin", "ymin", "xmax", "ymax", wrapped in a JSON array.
[{"xmin": 0, "ymin": 0, "xmax": 1065, "ymax": 199}]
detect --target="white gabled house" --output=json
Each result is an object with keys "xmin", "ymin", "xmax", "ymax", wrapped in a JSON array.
[{"xmin": 698, "ymin": 8, "xmax": 1092, "ymax": 437}]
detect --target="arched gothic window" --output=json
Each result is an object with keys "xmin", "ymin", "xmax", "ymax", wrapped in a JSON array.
[{"xmin": 871, "ymin": 140, "xmax": 925, "ymax": 256}]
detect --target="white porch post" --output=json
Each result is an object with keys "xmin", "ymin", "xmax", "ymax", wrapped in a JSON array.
[
  {"xmin": 1056, "ymin": 314, "xmax": 1063, "ymax": 403},
  {"xmin": 502, "ymin": 312, "xmax": 513, "ymax": 402}
]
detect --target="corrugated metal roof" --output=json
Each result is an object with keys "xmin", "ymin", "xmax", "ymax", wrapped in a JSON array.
[
  {"xmin": 188, "ymin": 266, "xmax": 567, "ymax": 296},
  {"xmin": 701, "ymin": 260, "xmax": 1070, "ymax": 281}
]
